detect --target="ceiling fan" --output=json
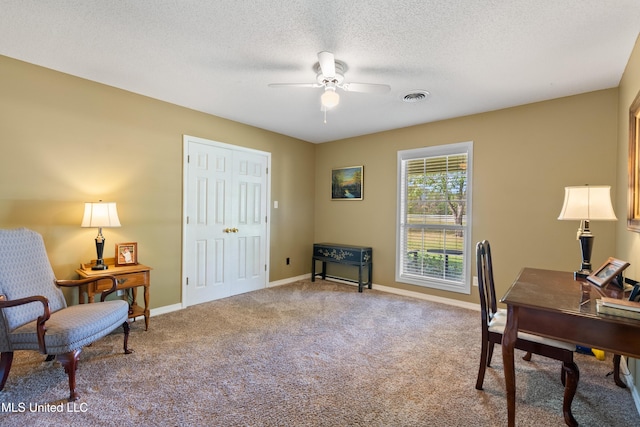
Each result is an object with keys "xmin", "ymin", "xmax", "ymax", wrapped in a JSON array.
[{"xmin": 268, "ymin": 51, "xmax": 391, "ymax": 121}]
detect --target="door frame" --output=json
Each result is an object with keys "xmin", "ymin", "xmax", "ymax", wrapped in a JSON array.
[{"xmin": 181, "ymin": 134, "xmax": 272, "ymax": 308}]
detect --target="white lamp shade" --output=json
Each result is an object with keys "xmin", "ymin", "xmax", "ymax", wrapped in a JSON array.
[
  {"xmin": 321, "ymin": 89, "xmax": 340, "ymax": 109},
  {"xmin": 557, "ymin": 186, "xmax": 617, "ymax": 221},
  {"xmin": 81, "ymin": 202, "xmax": 121, "ymax": 227}
]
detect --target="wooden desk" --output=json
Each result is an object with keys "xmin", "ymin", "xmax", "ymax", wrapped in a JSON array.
[
  {"xmin": 76, "ymin": 259, "xmax": 151, "ymax": 330},
  {"xmin": 311, "ymin": 243, "xmax": 372, "ymax": 292},
  {"xmin": 501, "ymin": 268, "xmax": 640, "ymax": 426}
]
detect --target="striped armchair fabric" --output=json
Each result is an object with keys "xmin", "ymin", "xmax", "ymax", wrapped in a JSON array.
[{"xmin": 0, "ymin": 228, "xmax": 131, "ymax": 401}]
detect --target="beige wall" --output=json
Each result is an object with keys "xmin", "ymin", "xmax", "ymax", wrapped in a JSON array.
[
  {"xmin": 616, "ymin": 37, "xmax": 640, "ymax": 300},
  {"xmin": 0, "ymin": 40, "xmax": 634, "ymax": 310},
  {"xmin": 615, "ymin": 35, "xmax": 640, "ymax": 389},
  {"xmin": 1, "ymin": 35, "xmax": 639, "ymax": 390},
  {"xmin": 0, "ymin": 55, "xmax": 316, "ymax": 309},
  {"xmin": 315, "ymin": 89, "xmax": 618, "ymax": 304},
  {"xmin": 313, "ymin": 34, "xmax": 639, "ymax": 385}
]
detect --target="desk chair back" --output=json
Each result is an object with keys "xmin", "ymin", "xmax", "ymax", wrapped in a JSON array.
[
  {"xmin": 476, "ymin": 240, "xmax": 499, "ymax": 332},
  {"xmin": 475, "ymin": 240, "xmax": 577, "ymax": 392}
]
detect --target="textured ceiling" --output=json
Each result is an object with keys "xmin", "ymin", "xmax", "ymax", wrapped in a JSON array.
[{"xmin": 1, "ymin": 1, "xmax": 639, "ymax": 143}]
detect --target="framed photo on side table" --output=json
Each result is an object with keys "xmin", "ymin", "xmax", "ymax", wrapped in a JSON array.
[
  {"xmin": 587, "ymin": 257, "xmax": 630, "ymax": 288},
  {"xmin": 115, "ymin": 242, "xmax": 138, "ymax": 266}
]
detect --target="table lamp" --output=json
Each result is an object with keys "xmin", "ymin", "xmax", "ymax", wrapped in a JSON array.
[
  {"xmin": 81, "ymin": 201, "xmax": 121, "ymax": 270},
  {"xmin": 557, "ymin": 185, "xmax": 617, "ymax": 279}
]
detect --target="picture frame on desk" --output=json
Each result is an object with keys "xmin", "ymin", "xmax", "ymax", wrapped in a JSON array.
[
  {"xmin": 587, "ymin": 257, "xmax": 630, "ymax": 288},
  {"xmin": 115, "ymin": 242, "xmax": 138, "ymax": 266}
]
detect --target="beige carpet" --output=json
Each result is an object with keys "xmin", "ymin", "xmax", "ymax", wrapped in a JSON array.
[{"xmin": 0, "ymin": 279, "xmax": 639, "ymax": 426}]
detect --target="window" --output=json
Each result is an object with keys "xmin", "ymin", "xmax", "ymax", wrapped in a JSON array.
[{"xmin": 396, "ymin": 142, "xmax": 473, "ymax": 294}]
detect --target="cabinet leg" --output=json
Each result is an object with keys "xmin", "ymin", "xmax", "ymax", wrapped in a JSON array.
[
  {"xmin": 131, "ymin": 287, "xmax": 138, "ymax": 307},
  {"xmin": 123, "ymin": 321, "xmax": 133, "ymax": 354},
  {"xmin": 143, "ymin": 285, "xmax": 150, "ymax": 331}
]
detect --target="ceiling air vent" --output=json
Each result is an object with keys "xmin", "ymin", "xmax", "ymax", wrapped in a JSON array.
[{"xmin": 402, "ymin": 90, "xmax": 430, "ymax": 103}]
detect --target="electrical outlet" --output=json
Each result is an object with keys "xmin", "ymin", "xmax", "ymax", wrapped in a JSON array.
[
  {"xmin": 472, "ymin": 276, "xmax": 478, "ymax": 287},
  {"xmin": 286, "ymin": 257, "xmax": 290, "ymax": 265}
]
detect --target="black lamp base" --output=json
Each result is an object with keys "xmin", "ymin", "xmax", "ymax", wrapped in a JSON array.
[
  {"xmin": 92, "ymin": 260, "xmax": 108, "ymax": 270},
  {"xmin": 574, "ymin": 270, "xmax": 590, "ymax": 280},
  {"xmin": 92, "ymin": 233, "xmax": 108, "ymax": 270},
  {"xmin": 574, "ymin": 229, "xmax": 594, "ymax": 281}
]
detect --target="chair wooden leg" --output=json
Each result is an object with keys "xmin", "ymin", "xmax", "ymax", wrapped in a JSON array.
[
  {"xmin": 57, "ymin": 349, "xmax": 81, "ymax": 401},
  {"xmin": 562, "ymin": 361, "xmax": 579, "ymax": 427},
  {"xmin": 613, "ymin": 354, "xmax": 627, "ymax": 388},
  {"xmin": 123, "ymin": 321, "xmax": 133, "ymax": 354},
  {"xmin": 522, "ymin": 352, "xmax": 532, "ymax": 361},
  {"xmin": 476, "ymin": 340, "xmax": 489, "ymax": 390},
  {"xmin": 486, "ymin": 342, "xmax": 494, "ymax": 367},
  {"xmin": 0, "ymin": 352, "xmax": 14, "ymax": 391}
]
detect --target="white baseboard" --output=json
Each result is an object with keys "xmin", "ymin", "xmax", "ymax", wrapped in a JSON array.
[
  {"xmin": 311, "ymin": 276, "xmax": 480, "ymax": 311},
  {"xmin": 632, "ymin": 382, "xmax": 640, "ymax": 417},
  {"xmin": 268, "ymin": 273, "xmax": 312, "ymax": 287},
  {"xmin": 129, "ymin": 302, "xmax": 182, "ymax": 323},
  {"xmin": 372, "ymin": 282, "xmax": 480, "ymax": 311},
  {"xmin": 150, "ymin": 303, "xmax": 183, "ymax": 317},
  {"xmin": 621, "ymin": 356, "xmax": 640, "ymax": 416}
]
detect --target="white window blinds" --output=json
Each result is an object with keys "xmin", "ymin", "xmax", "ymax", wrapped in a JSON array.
[{"xmin": 396, "ymin": 142, "xmax": 473, "ymax": 293}]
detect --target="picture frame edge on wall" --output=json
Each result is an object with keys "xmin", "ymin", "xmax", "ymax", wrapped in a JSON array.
[
  {"xmin": 331, "ymin": 165, "xmax": 364, "ymax": 201},
  {"xmin": 627, "ymin": 89, "xmax": 640, "ymax": 231}
]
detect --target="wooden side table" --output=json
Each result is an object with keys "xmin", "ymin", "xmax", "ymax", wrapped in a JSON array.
[{"xmin": 76, "ymin": 258, "xmax": 151, "ymax": 330}]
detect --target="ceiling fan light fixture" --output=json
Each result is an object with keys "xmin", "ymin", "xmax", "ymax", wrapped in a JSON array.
[
  {"xmin": 268, "ymin": 51, "xmax": 390, "ymax": 118},
  {"xmin": 321, "ymin": 87, "xmax": 340, "ymax": 109}
]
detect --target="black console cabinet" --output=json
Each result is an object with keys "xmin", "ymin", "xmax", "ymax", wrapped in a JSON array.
[{"xmin": 311, "ymin": 243, "xmax": 372, "ymax": 292}]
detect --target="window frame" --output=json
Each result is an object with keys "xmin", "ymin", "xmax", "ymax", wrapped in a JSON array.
[{"xmin": 395, "ymin": 141, "xmax": 473, "ymax": 294}]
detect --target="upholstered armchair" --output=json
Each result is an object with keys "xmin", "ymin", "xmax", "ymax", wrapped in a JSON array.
[{"xmin": 0, "ymin": 228, "xmax": 131, "ymax": 401}]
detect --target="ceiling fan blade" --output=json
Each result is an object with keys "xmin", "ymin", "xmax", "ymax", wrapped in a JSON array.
[
  {"xmin": 317, "ymin": 51, "xmax": 335, "ymax": 78},
  {"xmin": 341, "ymin": 83, "xmax": 391, "ymax": 94},
  {"xmin": 268, "ymin": 83, "xmax": 322, "ymax": 89}
]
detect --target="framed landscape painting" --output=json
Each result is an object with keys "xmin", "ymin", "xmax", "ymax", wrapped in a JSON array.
[
  {"xmin": 628, "ymin": 89, "xmax": 640, "ymax": 231},
  {"xmin": 332, "ymin": 166, "xmax": 363, "ymax": 200}
]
